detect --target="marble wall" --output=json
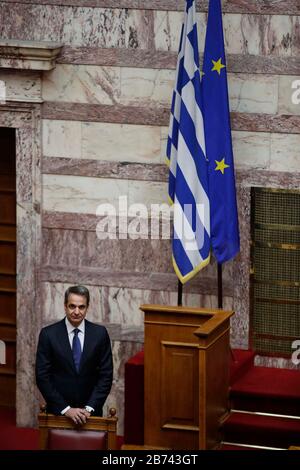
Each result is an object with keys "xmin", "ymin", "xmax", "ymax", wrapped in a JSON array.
[{"xmin": 0, "ymin": 0, "xmax": 299, "ymax": 430}]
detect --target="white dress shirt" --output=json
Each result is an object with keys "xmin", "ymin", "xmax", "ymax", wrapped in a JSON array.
[
  {"xmin": 61, "ymin": 318, "xmax": 94, "ymax": 415},
  {"xmin": 65, "ymin": 317, "xmax": 85, "ymax": 351}
]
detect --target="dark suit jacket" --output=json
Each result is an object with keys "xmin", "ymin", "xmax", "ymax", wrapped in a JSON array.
[{"xmin": 35, "ymin": 318, "xmax": 113, "ymax": 416}]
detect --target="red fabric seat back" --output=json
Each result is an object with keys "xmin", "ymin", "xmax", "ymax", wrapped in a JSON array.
[
  {"xmin": 48, "ymin": 429, "xmax": 107, "ymax": 450},
  {"xmin": 124, "ymin": 350, "xmax": 144, "ymax": 444}
]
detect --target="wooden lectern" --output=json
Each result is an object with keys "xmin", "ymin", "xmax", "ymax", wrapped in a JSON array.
[{"xmin": 140, "ymin": 304, "xmax": 234, "ymax": 450}]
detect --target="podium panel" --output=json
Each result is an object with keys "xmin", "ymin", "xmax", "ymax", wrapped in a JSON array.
[
  {"xmin": 161, "ymin": 343, "xmax": 199, "ymax": 429},
  {"xmin": 141, "ymin": 305, "xmax": 233, "ymax": 450}
]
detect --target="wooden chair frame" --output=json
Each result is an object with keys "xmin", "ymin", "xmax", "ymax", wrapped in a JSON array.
[{"xmin": 38, "ymin": 408, "xmax": 118, "ymax": 450}]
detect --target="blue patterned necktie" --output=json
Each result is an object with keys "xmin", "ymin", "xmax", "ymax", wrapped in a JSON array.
[{"xmin": 72, "ymin": 328, "xmax": 82, "ymax": 372}]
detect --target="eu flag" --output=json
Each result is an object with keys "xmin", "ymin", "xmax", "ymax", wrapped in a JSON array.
[{"xmin": 201, "ymin": 0, "xmax": 240, "ymax": 263}]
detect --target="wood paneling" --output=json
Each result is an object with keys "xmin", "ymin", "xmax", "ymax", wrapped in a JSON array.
[
  {"xmin": 161, "ymin": 343, "xmax": 199, "ymax": 428},
  {"xmin": 0, "ymin": 193, "xmax": 16, "ymax": 225},
  {"xmin": 0, "ymin": 225, "xmax": 16, "ymax": 242},
  {"xmin": 0, "ymin": 243, "xmax": 16, "ymax": 274},
  {"xmin": 0, "ymin": 127, "xmax": 16, "ymax": 407},
  {"xmin": 0, "ymin": 292, "xmax": 16, "ymax": 325},
  {"xmin": 142, "ymin": 304, "xmax": 233, "ymax": 450},
  {"xmin": 0, "ymin": 274, "xmax": 16, "ymax": 290}
]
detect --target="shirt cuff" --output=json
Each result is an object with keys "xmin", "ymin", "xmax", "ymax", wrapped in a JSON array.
[
  {"xmin": 85, "ymin": 406, "xmax": 94, "ymax": 413},
  {"xmin": 61, "ymin": 406, "xmax": 71, "ymax": 415}
]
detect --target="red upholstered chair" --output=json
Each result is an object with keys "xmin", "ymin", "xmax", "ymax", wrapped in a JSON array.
[
  {"xmin": 124, "ymin": 350, "xmax": 144, "ymax": 445},
  {"xmin": 38, "ymin": 407, "xmax": 118, "ymax": 450}
]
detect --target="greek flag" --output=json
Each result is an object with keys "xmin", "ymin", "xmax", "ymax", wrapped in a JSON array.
[{"xmin": 166, "ymin": 0, "xmax": 210, "ymax": 284}]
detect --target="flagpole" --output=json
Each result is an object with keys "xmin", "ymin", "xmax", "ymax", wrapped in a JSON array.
[
  {"xmin": 217, "ymin": 263, "xmax": 223, "ymax": 308},
  {"xmin": 177, "ymin": 280, "xmax": 183, "ymax": 306},
  {"xmin": 218, "ymin": 262, "xmax": 235, "ymax": 361},
  {"xmin": 218, "ymin": 263, "xmax": 236, "ymax": 360}
]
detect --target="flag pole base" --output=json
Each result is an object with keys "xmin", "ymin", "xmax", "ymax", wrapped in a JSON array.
[{"xmin": 177, "ymin": 280, "xmax": 183, "ymax": 306}]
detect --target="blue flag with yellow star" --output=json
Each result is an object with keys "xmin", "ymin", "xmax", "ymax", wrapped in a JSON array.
[{"xmin": 201, "ymin": 0, "xmax": 240, "ymax": 263}]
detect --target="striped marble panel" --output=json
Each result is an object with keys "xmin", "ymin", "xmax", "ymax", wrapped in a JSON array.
[
  {"xmin": 43, "ymin": 174, "xmax": 168, "ymax": 213},
  {"xmin": 42, "ymin": 103, "xmax": 300, "ymax": 133},
  {"xmin": 43, "ymin": 174, "xmax": 128, "ymax": 213},
  {"xmin": 270, "ymin": 133, "xmax": 300, "ymax": 172},
  {"xmin": 42, "ymin": 120, "xmax": 82, "ymax": 159},
  {"xmin": 43, "ymin": 210, "xmax": 99, "ymax": 230},
  {"xmin": 42, "ymin": 102, "xmax": 170, "ymax": 126},
  {"xmin": 39, "ymin": 264, "xmax": 234, "ymax": 296},
  {"xmin": 0, "ymin": 4, "xmax": 153, "ymax": 48},
  {"xmin": 230, "ymin": 112, "xmax": 300, "ymax": 134},
  {"xmin": 58, "ymin": 48, "xmax": 300, "ymax": 75},
  {"xmin": 41, "ymin": 227, "xmax": 174, "ymax": 273},
  {"xmin": 228, "ymin": 74, "xmax": 278, "ymax": 114},
  {"xmin": 0, "ymin": 1, "xmax": 298, "ymax": 15},
  {"xmin": 43, "ymin": 64, "xmax": 280, "ymax": 114},
  {"xmin": 154, "ymin": 11, "xmax": 297, "ymax": 56},
  {"xmin": 0, "ymin": 4, "xmax": 298, "ymax": 55},
  {"xmin": 44, "ymin": 140, "xmax": 300, "ymax": 213},
  {"xmin": 41, "ymin": 215, "xmax": 233, "ymax": 274},
  {"xmin": 41, "ymin": 280, "xmax": 233, "ymax": 328},
  {"xmin": 81, "ymin": 122, "xmax": 162, "ymax": 163},
  {"xmin": 236, "ymin": 168, "xmax": 300, "ymax": 189},
  {"xmin": 293, "ymin": 16, "xmax": 300, "ymax": 56},
  {"xmin": 42, "ymin": 210, "xmax": 171, "ymax": 232},
  {"xmin": 45, "ymin": 158, "xmax": 299, "ymax": 187},
  {"xmin": 232, "ymin": 131, "xmax": 270, "ymax": 170},
  {"xmin": 42, "ymin": 127, "xmax": 300, "ymax": 179},
  {"xmin": 43, "ymin": 157, "xmax": 168, "ymax": 182},
  {"xmin": 42, "ymin": 65, "xmax": 121, "ymax": 105},
  {"xmin": 43, "ymin": 119, "xmax": 163, "ymax": 163}
]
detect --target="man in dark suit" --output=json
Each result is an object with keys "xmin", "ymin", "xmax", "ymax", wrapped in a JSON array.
[{"xmin": 36, "ymin": 285, "xmax": 113, "ymax": 425}]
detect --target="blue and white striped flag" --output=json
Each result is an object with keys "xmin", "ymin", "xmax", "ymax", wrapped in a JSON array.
[{"xmin": 166, "ymin": 0, "xmax": 210, "ymax": 284}]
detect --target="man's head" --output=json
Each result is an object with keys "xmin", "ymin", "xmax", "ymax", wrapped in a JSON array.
[{"xmin": 64, "ymin": 285, "xmax": 90, "ymax": 327}]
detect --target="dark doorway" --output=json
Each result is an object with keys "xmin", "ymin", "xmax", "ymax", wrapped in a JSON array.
[{"xmin": 0, "ymin": 127, "xmax": 16, "ymax": 406}]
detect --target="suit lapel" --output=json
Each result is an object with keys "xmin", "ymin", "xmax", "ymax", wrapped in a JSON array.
[{"xmin": 79, "ymin": 320, "xmax": 94, "ymax": 372}]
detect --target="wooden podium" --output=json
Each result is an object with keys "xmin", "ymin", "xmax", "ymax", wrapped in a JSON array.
[{"xmin": 140, "ymin": 304, "xmax": 234, "ymax": 450}]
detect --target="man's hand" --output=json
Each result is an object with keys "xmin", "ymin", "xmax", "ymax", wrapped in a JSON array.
[
  {"xmin": 65, "ymin": 407, "xmax": 88, "ymax": 425},
  {"xmin": 82, "ymin": 409, "xmax": 91, "ymax": 419}
]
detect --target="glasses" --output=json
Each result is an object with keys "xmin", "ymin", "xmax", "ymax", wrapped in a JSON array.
[{"xmin": 67, "ymin": 304, "xmax": 87, "ymax": 312}]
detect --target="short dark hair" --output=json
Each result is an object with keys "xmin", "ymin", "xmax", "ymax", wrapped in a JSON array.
[{"xmin": 64, "ymin": 285, "xmax": 90, "ymax": 306}]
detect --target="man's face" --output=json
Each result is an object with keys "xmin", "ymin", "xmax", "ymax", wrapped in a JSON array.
[{"xmin": 64, "ymin": 293, "xmax": 88, "ymax": 327}]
